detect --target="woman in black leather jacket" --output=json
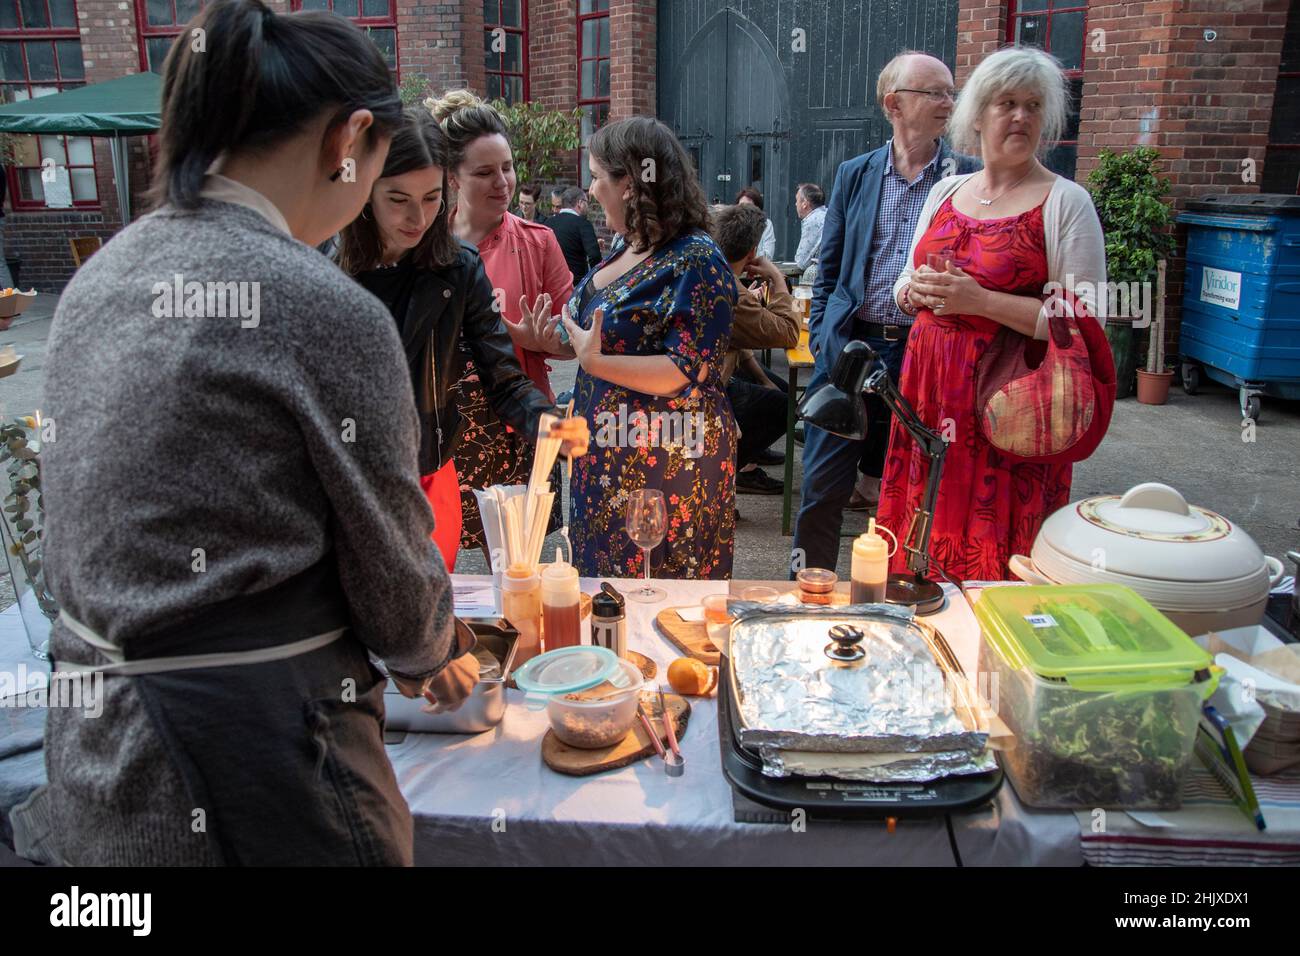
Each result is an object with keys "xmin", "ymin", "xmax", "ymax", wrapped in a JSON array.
[{"xmin": 338, "ymin": 108, "xmax": 588, "ymax": 570}]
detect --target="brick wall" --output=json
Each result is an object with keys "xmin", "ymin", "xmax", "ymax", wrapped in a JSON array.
[
  {"xmin": 398, "ymin": 1, "xmax": 474, "ymax": 95},
  {"xmin": 609, "ymin": 0, "xmax": 655, "ymax": 120},
  {"xmin": 528, "ymin": 0, "xmax": 579, "ymax": 186},
  {"xmin": 955, "ymin": 0, "xmax": 1008, "ymax": 85}
]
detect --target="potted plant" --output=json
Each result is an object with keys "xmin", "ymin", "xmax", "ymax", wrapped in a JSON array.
[
  {"xmin": 1, "ymin": 415, "xmax": 57, "ymax": 659},
  {"xmin": 1086, "ymin": 147, "xmax": 1176, "ymax": 401}
]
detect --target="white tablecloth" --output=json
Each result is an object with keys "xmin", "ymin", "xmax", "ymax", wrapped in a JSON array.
[
  {"xmin": 392, "ymin": 577, "xmax": 1083, "ymax": 866},
  {"xmin": 0, "ymin": 580, "xmax": 1083, "ymax": 865}
]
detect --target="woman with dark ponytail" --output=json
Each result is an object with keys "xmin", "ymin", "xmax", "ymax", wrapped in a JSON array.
[
  {"xmin": 337, "ymin": 107, "xmax": 588, "ymax": 572},
  {"xmin": 22, "ymin": 0, "xmax": 476, "ymax": 865}
]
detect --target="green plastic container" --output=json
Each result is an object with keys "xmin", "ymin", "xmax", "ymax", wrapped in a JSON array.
[{"xmin": 975, "ymin": 584, "xmax": 1219, "ymax": 809}]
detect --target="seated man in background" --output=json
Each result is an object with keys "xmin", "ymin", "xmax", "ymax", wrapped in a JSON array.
[{"xmin": 711, "ymin": 203, "xmax": 802, "ymax": 496}]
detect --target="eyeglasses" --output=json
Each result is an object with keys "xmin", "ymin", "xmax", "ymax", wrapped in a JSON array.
[{"xmin": 895, "ymin": 88, "xmax": 958, "ymax": 102}]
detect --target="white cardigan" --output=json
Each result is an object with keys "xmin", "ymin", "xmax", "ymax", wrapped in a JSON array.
[{"xmin": 892, "ymin": 174, "xmax": 1107, "ymax": 339}]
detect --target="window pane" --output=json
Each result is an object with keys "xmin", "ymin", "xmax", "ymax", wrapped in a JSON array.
[
  {"xmin": 500, "ymin": 0, "xmax": 520, "ymax": 28},
  {"xmin": 503, "ymin": 31, "xmax": 521, "ymax": 72},
  {"xmin": 1016, "ymin": 15, "xmax": 1045, "ymax": 49},
  {"xmin": 18, "ymin": 0, "xmax": 48, "ymax": 29},
  {"xmin": 483, "ymin": 28, "xmax": 498, "ymax": 66},
  {"xmin": 1017, "ymin": 0, "xmax": 1048, "ymax": 10},
  {"xmin": 580, "ymin": 103, "xmax": 597, "ymax": 139},
  {"xmin": 298, "ymin": 0, "xmax": 328, "ymax": 9},
  {"xmin": 580, "ymin": 0, "xmax": 609, "ymax": 12},
  {"xmin": 147, "ymin": 37, "xmax": 174, "ymax": 73},
  {"xmin": 1050, "ymin": 10, "xmax": 1085, "ymax": 70},
  {"xmin": 56, "ymin": 41, "xmax": 83, "ymax": 80},
  {"xmin": 146, "ymin": 0, "xmax": 172, "ymax": 25},
  {"xmin": 49, "ymin": 0, "xmax": 74, "ymax": 27},
  {"xmin": 482, "ymin": 0, "xmax": 496, "ymax": 22},
  {"xmin": 19, "ymin": 168, "xmax": 44, "ymax": 203},
  {"xmin": 0, "ymin": 42, "xmax": 25, "ymax": 82},
  {"xmin": 749, "ymin": 143, "xmax": 763, "ymax": 184},
  {"xmin": 368, "ymin": 28, "xmax": 395, "ymax": 69},
  {"xmin": 26, "ymin": 43, "xmax": 56, "ymax": 83},
  {"xmin": 581, "ymin": 58, "xmax": 595, "ymax": 99},
  {"xmin": 599, "ymin": 19, "xmax": 609, "ymax": 57},
  {"xmin": 1061, "ymin": 76, "xmax": 1082, "ymax": 141},
  {"xmin": 597, "ymin": 58, "xmax": 609, "ymax": 98},
  {"xmin": 66, "ymin": 135, "xmax": 93, "ymax": 165},
  {"xmin": 1269, "ymin": 76, "xmax": 1300, "ymax": 144},
  {"xmin": 1044, "ymin": 142, "xmax": 1077, "ymax": 180},
  {"xmin": 582, "ymin": 18, "xmax": 597, "ymax": 56},
  {"xmin": 38, "ymin": 134, "xmax": 63, "ymax": 160},
  {"xmin": 485, "ymin": 72, "xmax": 500, "ymax": 101},
  {"xmin": 0, "ymin": 2, "xmax": 17, "ymax": 29},
  {"xmin": 70, "ymin": 167, "xmax": 96, "ymax": 201},
  {"xmin": 333, "ymin": 0, "xmax": 359, "ymax": 17},
  {"xmin": 1262, "ymin": 147, "xmax": 1300, "ymax": 194},
  {"xmin": 505, "ymin": 76, "xmax": 523, "ymax": 105},
  {"xmin": 12, "ymin": 133, "xmax": 38, "ymax": 165},
  {"xmin": 30, "ymin": 83, "xmax": 57, "ymax": 97},
  {"xmin": 176, "ymin": 0, "xmax": 201, "ymax": 23},
  {"xmin": 362, "ymin": 0, "xmax": 388, "ymax": 16}
]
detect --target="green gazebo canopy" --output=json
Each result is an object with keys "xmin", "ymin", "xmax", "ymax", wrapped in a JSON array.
[{"xmin": 0, "ymin": 72, "xmax": 162, "ymax": 221}]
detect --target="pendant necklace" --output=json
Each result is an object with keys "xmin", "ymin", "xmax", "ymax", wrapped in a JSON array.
[{"xmin": 975, "ymin": 168, "xmax": 1034, "ymax": 206}]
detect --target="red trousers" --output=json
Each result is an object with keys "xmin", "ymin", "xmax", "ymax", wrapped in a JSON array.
[{"xmin": 420, "ymin": 461, "xmax": 461, "ymax": 572}]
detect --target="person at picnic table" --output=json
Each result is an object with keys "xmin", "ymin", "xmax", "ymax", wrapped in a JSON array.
[
  {"xmin": 26, "ymin": 0, "xmax": 476, "ymax": 865},
  {"xmin": 337, "ymin": 107, "xmax": 589, "ymax": 570},
  {"xmin": 878, "ymin": 46, "xmax": 1108, "ymax": 581},
  {"xmin": 431, "ymin": 90, "xmax": 575, "ymax": 562},
  {"xmin": 710, "ymin": 201, "xmax": 801, "ymax": 497},
  {"xmin": 558, "ymin": 117, "xmax": 738, "ymax": 579}
]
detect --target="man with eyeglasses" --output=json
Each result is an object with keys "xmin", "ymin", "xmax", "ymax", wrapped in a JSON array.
[{"xmin": 793, "ymin": 51, "xmax": 979, "ymax": 576}]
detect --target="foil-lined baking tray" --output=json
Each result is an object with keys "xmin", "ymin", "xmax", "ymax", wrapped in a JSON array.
[{"xmin": 728, "ymin": 603, "xmax": 988, "ymax": 757}]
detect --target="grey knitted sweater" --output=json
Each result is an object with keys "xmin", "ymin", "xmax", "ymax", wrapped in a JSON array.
[{"xmin": 37, "ymin": 198, "xmax": 455, "ymax": 863}]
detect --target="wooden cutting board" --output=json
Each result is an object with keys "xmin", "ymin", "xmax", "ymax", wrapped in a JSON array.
[
  {"xmin": 654, "ymin": 607, "xmax": 721, "ymax": 665},
  {"xmin": 626, "ymin": 649, "xmax": 657, "ymax": 681},
  {"xmin": 542, "ymin": 691, "xmax": 690, "ymax": 777}
]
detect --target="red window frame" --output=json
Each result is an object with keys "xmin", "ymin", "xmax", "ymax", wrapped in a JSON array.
[
  {"xmin": 577, "ymin": 1, "xmax": 610, "ymax": 186},
  {"xmin": 1006, "ymin": 1, "xmax": 1086, "ymax": 177},
  {"xmin": 484, "ymin": 0, "xmax": 528, "ymax": 105},
  {"xmin": 1, "ymin": 0, "xmax": 97, "ymax": 210},
  {"xmin": 135, "ymin": 0, "xmax": 208, "ymax": 73}
]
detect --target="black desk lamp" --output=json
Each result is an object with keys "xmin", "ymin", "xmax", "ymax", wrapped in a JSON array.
[{"xmin": 797, "ymin": 340, "xmax": 947, "ymax": 615}]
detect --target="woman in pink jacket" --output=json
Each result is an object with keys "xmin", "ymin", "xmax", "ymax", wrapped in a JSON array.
[{"xmin": 430, "ymin": 90, "xmax": 574, "ymax": 560}]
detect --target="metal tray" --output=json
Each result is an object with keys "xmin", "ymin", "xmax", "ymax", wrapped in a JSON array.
[
  {"xmin": 381, "ymin": 617, "xmax": 519, "ymax": 734},
  {"xmin": 727, "ymin": 603, "xmax": 987, "ymax": 755}
]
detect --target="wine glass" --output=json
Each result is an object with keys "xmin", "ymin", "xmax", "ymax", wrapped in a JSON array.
[{"xmin": 624, "ymin": 489, "xmax": 667, "ymax": 604}]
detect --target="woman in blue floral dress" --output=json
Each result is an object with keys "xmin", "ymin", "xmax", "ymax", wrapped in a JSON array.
[{"xmin": 559, "ymin": 118, "xmax": 737, "ymax": 579}]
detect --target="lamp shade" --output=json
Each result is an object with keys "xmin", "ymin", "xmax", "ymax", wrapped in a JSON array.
[{"xmin": 797, "ymin": 341, "xmax": 872, "ymax": 440}]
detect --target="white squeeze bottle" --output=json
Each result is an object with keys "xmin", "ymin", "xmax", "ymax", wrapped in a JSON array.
[{"xmin": 851, "ymin": 518, "xmax": 890, "ymax": 604}]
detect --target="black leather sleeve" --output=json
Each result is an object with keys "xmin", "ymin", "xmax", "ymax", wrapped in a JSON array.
[{"xmin": 461, "ymin": 256, "xmax": 556, "ymax": 442}]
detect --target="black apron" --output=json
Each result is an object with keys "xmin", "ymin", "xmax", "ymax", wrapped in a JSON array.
[{"xmin": 29, "ymin": 558, "xmax": 414, "ymax": 866}]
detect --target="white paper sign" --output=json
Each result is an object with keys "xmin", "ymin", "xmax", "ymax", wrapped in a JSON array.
[
  {"xmin": 42, "ymin": 165, "xmax": 72, "ymax": 209},
  {"xmin": 1199, "ymin": 265, "xmax": 1242, "ymax": 310}
]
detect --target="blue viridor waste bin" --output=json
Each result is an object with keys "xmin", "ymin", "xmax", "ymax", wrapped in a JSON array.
[{"xmin": 1176, "ymin": 193, "xmax": 1300, "ymax": 421}]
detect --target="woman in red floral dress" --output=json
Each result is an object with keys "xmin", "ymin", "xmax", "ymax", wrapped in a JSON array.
[{"xmin": 876, "ymin": 47, "xmax": 1107, "ymax": 581}]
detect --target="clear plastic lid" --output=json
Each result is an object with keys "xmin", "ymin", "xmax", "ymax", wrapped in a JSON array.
[
  {"xmin": 511, "ymin": 645, "xmax": 619, "ymax": 696},
  {"xmin": 975, "ymin": 584, "xmax": 1213, "ymax": 689}
]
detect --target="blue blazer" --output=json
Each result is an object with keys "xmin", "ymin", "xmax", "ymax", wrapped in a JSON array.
[{"xmin": 809, "ymin": 140, "xmax": 980, "ymax": 378}]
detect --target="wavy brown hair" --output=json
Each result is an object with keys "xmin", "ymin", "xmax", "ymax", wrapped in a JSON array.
[
  {"xmin": 337, "ymin": 106, "xmax": 459, "ymax": 274},
  {"xmin": 589, "ymin": 117, "xmax": 710, "ymax": 253}
]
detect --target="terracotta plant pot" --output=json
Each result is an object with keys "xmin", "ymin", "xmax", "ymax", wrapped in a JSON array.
[{"xmin": 1136, "ymin": 368, "xmax": 1174, "ymax": 405}]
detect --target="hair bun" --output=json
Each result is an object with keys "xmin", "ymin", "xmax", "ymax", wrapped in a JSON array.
[{"xmin": 426, "ymin": 89, "xmax": 485, "ymax": 123}]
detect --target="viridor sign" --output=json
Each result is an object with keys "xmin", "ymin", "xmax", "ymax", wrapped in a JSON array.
[{"xmin": 1200, "ymin": 266, "xmax": 1242, "ymax": 310}]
